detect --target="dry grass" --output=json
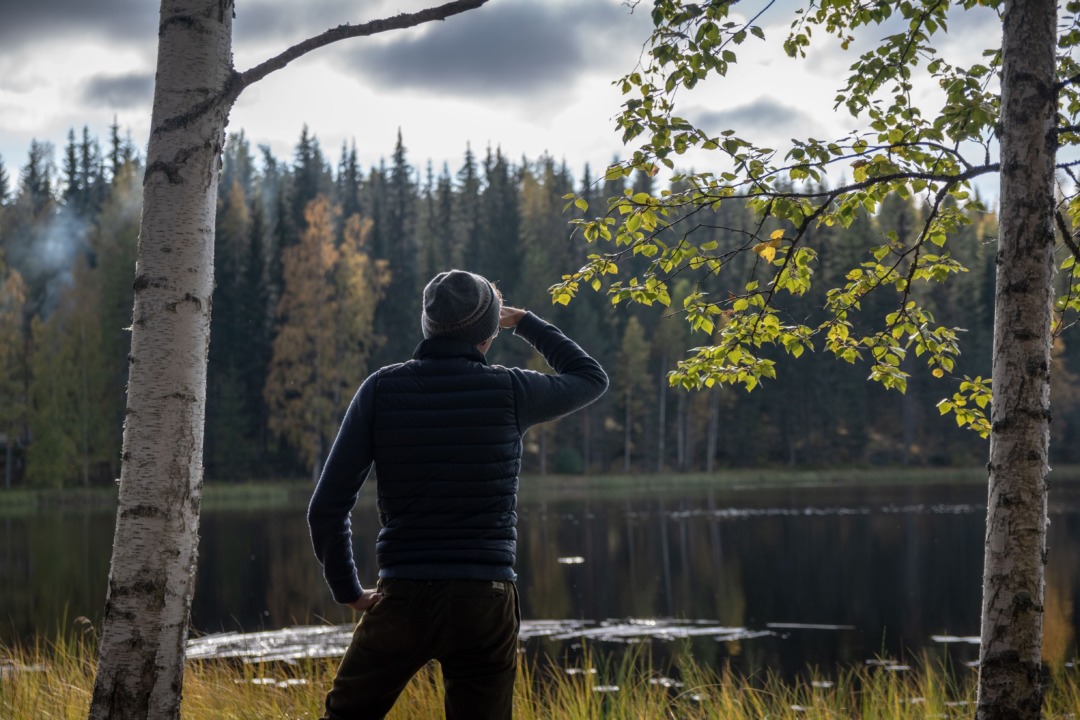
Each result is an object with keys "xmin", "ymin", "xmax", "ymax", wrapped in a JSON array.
[{"xmin": 4, "ymin": 635, "xmax": 1080, "ymax": 719}]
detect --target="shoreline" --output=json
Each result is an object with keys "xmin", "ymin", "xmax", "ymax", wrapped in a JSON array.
[{"xmin": 4, "ymin": 465, "xmax": 1079, "ymax": 515}]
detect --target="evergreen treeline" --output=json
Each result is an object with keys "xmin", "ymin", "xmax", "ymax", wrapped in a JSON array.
[{"xmin": 3, "ymin": 124, "xmax": 1080, "ymax": 488}]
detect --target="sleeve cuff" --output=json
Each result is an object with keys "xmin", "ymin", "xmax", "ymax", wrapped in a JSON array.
[
  {"xmin": 512, "ymin": 311, "xmax": 545, "ymax": 341},
  {"xmin": 331, "ymin": 576, "xmax": 363, "ymax": 605}
]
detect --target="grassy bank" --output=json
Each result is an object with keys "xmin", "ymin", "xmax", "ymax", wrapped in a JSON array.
[
  {"xmin": 0, "ymin": 481, "xmax": 314, "ymax": 515},
  {"xmin": 5, "ymin": 465, "xmax": 1080, "ymax": 516},
  {"xmin": 4, "ymin": 636, "xmax": 1080, "ymax": 719}
]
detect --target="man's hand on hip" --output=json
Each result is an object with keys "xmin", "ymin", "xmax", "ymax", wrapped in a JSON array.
[{"xmin": 345, "ymin": 589, "xmax": 382, "ymax": 612}]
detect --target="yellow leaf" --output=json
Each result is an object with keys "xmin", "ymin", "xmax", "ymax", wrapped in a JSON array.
[
  {"xmin": 770, "ymin": 229, "xmax": 785, "ymax": 241},
  {"xmin": 753, "ymin": 243, "xmax": 776, "ymax": 263},
  {"xmin": 932, "ymin": 368, "xmax": 944, "ymax": 378}
]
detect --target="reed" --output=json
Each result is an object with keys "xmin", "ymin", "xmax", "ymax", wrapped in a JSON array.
[{"xmin": 4, "ymin": 635, "xmax": 1080, "ymax": 719}]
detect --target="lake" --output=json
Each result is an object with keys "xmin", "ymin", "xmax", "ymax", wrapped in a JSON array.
[{"xmin": 4, "ymin": 476, "xmax": 1079, "ymax": 677}]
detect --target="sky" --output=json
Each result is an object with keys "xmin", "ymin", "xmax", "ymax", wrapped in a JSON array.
[{"xmin": 0, "ymin": 0, "xmax": 1004, "ymax": 194}]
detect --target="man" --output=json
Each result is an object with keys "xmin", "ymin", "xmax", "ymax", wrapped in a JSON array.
[{"xmin": 308, "ymin": 269, "xmax": 608, "ymax": 719}]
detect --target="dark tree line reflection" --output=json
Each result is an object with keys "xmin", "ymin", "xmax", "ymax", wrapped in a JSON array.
[{"xmin": 3, "ymin": 481, "xmax": 1079, "ymax": 678}]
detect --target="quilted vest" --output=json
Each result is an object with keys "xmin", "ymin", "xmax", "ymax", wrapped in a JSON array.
[{"xmin": 372, "ymin": 340, "xmax": 521, "ymax": 580}]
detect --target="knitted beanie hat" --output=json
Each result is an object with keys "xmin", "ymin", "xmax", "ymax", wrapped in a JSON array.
[{"xmin": 421, "ymin": 270, "xmax": 501, "ymax": 345}]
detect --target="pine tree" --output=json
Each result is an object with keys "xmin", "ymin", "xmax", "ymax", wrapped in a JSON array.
[
  {"xmin": 434, "ymin": 163, "xmax": 454, "ymax": 267},
  {"xmin": 416, "ymin": 161, "xmax": 438, "ymax": 282},
  {"xmin": 206, "ymin": 179, "xmax": 253, "ymax": 480},
  {"xmin": 240, "ymin": 191, "xmax": 275, "ymax": 471},
  {"xmin": 62, "ymin": 129, "xmax": 81, "ymax": 208},
  {"xmin": 219, "ymin": 131, "xmax": 256, "ymax": 202},
  {"xmin": 4, "ymin": 142, "xmax": 58, "ymax": 320},
  {"xmin": 453, "ymin": 144, "xmax": 481, "ymax": 267},
  {"xmin": 0, "ymin": 154, "xmax": 10, "ymax": 205},
  {"xmin": 79, "ymin": 126, "xmax": 105, "ymax": 217},
  {"xmin": 290, "ymin": 125, "xmax": 332, "ymax": 234},
  {"xmin": 21, "ymin": 140, "xmax": 54, "ymax": 215},
  {"xmin": 337, "ymin": 141, "xmax": 362, "ymax": 224},
  {"xmin": 478, "ymin": 146, "xmax": 520, "ymax": 288},
  {"xmin": 378, "ymin": 129, "xmax": 419, "ymax": 361},
  {"xmin": 108, "ymin": 117, "xmax": 123, "ymax": 184}
]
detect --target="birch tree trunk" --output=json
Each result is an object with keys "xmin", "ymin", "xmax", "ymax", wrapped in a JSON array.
[
  {"xmin": 89, "ymin": 2, "xmax": 232, "ymax": 717},
  {"xmin": 87, "ymin": 1, "xmax": 489, "ymax": 717},
  {"xmin": 977, "ymin": 0, "xmax": 1057, "ymax": 716}
]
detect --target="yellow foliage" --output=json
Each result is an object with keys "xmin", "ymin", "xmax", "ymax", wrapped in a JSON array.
[{"xmin": 265, "ymin": 196, "xmax": 388, "ymax": 475}]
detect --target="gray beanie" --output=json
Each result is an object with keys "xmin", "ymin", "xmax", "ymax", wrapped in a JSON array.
[{"xmin": 421, "ymin": 270, "xmax": 501, "ymax": 345}]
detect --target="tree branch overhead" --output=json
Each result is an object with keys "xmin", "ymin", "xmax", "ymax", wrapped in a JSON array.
[{"xmin": 236, "ymin": 0, "xmax": 490, "ymax": 97}]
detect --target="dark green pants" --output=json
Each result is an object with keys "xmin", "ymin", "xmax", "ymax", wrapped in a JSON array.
[{"xmin": 322, "ymin": 578, "xmax": 520, "ymax": 720}]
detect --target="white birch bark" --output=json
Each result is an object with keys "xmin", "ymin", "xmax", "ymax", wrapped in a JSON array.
[
  {"xmin": 87, "ymin": 1, "xmax": 489, "ymax": 718},
  {"xmin": 977, "ymin": 0, "xmax": 1057, "ymax": 716},
  {"xmin": 89, "ymin": 1, "xmax": 232, "ymax": 717}
]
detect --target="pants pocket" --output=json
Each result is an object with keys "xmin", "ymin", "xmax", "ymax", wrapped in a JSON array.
[
  {"xmin": 355, "ymin": 593, "xmax": 416, "ymax": 652},
  {"xmin": 446, "ymin": 581, "xmax": 516, "ymax": 651}
]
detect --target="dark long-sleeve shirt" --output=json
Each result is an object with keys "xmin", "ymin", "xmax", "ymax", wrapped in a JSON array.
[{"xmin": 308, "ymin": 311, "xmax": 608, "ymax": 603}]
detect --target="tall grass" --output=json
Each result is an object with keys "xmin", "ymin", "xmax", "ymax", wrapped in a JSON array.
[{"xmin": 4, "ymin": 636, "xmax": 1080, "ymax": 719}]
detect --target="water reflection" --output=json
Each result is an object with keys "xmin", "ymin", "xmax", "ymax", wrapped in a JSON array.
[{"xmin": 4, "ymin": 480, "xmax": 1080, "ymax": 677}]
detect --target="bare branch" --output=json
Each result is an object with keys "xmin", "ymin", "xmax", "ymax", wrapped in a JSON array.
[
  {"xmin": 1057, "ymin": 72, "xmax": 1080, "ymax": 91},
  {"xmin": 234, "ymin": 0, "xmax": 490, "ymax": 98},
  {"xmin": 153, "ymin": 0, "xmax": 489, "ymax": 136},
  {"xmin": 1054, "ymin": 209, "xmax": 1080, "ymax": 263}
]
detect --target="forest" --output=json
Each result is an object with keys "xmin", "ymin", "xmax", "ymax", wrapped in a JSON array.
[{"xmin": 1, "ymin": 122, "xmax": 1078, "ymax": 489}]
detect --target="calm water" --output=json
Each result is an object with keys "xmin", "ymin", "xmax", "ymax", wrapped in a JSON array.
[{"xmin": 4, "ymin": 478, "xmax": 1080, "ymax": 676}]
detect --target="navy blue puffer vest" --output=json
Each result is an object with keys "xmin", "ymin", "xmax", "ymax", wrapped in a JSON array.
[{"xmin": 371, "ymin": 339, "xmax": 521, "ymax": 580}]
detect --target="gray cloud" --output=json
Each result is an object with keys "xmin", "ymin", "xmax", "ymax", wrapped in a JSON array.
[
  {"xmin": 0, "ymin": 0, "xmax": 156, "ymax": 47},
  {"xmin": 81, "ymin": 73, "xmax": 154, "ymax": 109},
  {"xmin": 333, "ymin": 1, "xmax": 649, "ymax": 97},
  {"xmin": 236, "ymin": 0, "xmax": 336, "ymax": 43},
  {"xmin": 691, "ymin": 98, "xmax": 825, "ymax": 139}
]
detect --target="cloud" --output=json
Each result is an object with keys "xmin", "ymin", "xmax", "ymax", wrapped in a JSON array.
[
  {"xmin": 236, "ymin": 0, "xmax": 348, "ymax": 43},
  {"xmin": 81, "ymin": 73, "xmax": 154, "ymax": 109},
  {"xmin": 690, "ymin": 97, "xmax": 827, "ymax": 140},
  {"xmin": 334, "ymin": 0, "xmax": 648, "ymax": 98},
  {"xmin": 0, "ymin": 0, "xmax": 156, "ymax": 48}
]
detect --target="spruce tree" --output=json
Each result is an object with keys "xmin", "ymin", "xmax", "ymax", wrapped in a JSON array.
[
  {"xmin": 219, "ymin": 131, "xmax": 255, "ymax": 202},
  {"xmin": 62, "ymin": 129, "xmax": 81, "ymax": 208},
  {"xmin": 0, "ymin": 154, "xmax": 10, "ymax": 205},
  {"xmin": 206, "ymin": 179, "xmax": 252, "ymax": 480},
  {"xmin": 290, "ymin": 125, "xmax": 332, "ymax": 234},
  {"xmin": 108, "ymin": 117, "xmax": 123, "ymax": 184},
  {"xmin": 478, "ymin": 146, "xmax": 520, "ymax": 289},
  {"xmin": 452, "ymin": 144, "xmax": 481, "ymax": 268},
  {"xmin": 242, "ymin": 191, "xmax": 274, "ymax": 471},
  {"xmin": 79, "ymin": 126, "xmax": 105, "ymax": 217},
  {"xmin": 379, "ymin": 129, "xmax": 419, "ymax": 361},
  {"xmin": 337, "ymin": 141, "xmax": 362, "ymax": 225}
]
